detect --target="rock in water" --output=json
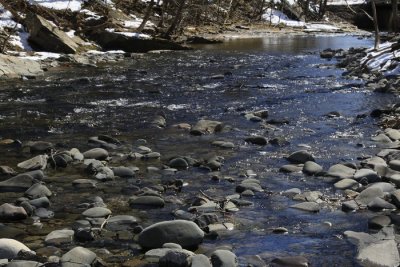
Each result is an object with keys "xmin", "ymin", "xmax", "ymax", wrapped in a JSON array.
[
  {"xmin": 138, "ymin": 220, "xmax": 204, "ymax": 249},
  {"xmin": 0, "ymin": 203, "xmax": 28, "ymax": 220},
  {"xmin": 60, "ymin": 247, "xmax": 97, "ymax": 267},
  {"xmin": 190, "ymin": 120, "xmax": 223, "ymax": 135},
  {"xmin": 0, "ymin": 175, "xmax": 34, "ymax": 192},
  {"xmin": 0, "ymin": 238, "xmax": 32, "ymax": 259},
  {"xmin": 17, "ymin": 155, "xmax": 48, "ymax": 170},
  {"xmin": 45, "ymin": 229, "xmax": 74, "ymax": 245},
  {"xmin": 210, "ymin": 250, "xmax": 238, "ymax": 267},
  {"xmin": 82, "ymin": 148, "xmax": 109, "ymax": 160},
  {"xmin": 287, "ymin": 150, "xmax": 314, "ymax": 164}
]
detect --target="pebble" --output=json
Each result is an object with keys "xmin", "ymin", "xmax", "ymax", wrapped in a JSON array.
[
  {"xmin": 245, "ymin": 136, "xmax": 268, "ymax": 146},
  {"xmin": 326, "ymin": 164, "xmax": 356, "ymax": 179},
  {"xmin": 333, "ymin": 178, "xmax": 359, "ymax": 190},
  {"xmin": 302, "ymin": 161, "xmax": 323, "ymax": 175},
  {"xmin": 82, "ymin": 148, "xmax": 109, "ymax": 160},
  {"xmin": 17, "ymin": 155, "xmax": 48, "ymax": 170},
  {"xmin": 25, "ymin": 183, "xmax": 52, "ymax": 198}
]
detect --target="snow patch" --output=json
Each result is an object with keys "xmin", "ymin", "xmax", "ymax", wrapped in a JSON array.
[
  {"xmin": 28, "ymin": 0, "xmax": 84, "ymax": 11},
  {"xmin": 20, "ymin": 52, "xmax": 61, "ymax": 61},
  {"xmin": 262, "ymin": 9, "xmax": 305, "ymax": 28},
  {"xmin": 105, "ymin": 28, "xmax": 151, "ymax": 39},
  {"xmin": 327, "ymin": 0, "xmax": 367, "ymax": 5}
]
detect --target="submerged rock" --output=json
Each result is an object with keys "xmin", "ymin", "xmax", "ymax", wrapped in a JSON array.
[{"xmin": 138, "ymin": 220, "xmax": 204, "ymax": 249}]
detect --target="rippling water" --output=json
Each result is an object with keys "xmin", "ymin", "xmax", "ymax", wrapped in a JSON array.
[{"xmin": 0, "ymin": 35, "xmax": 398, "ymax": 266}]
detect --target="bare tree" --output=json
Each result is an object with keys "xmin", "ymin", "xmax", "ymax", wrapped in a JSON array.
[
  {"xmin": 371, "ymin": 0, "xmax": 380, "ymax": 49},
  {"xmin": 137, "ymin": 0, "xmax": 155, "ymax": 32},
  {"xmin": 389, "ymin": 0, "xmax": 398, "ymax": 32},
  {"xmin": 164, "ymin": 0, "xmax": 187, "ymax": 37}
]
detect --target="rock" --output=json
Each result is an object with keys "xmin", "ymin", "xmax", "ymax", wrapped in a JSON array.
[
  {"xmin": 26, "ymin": 13, "xmax": 82, "ymax": 54},
  {"xmin": 371, "ymin": 133, "xmax": 392, "ymax": 143},
  {"xmin": 357, "ymin": 240, "xmax": 399, "ymax": 267},
  {"xmin": 94, "ymin": 166, "xmax": 114, "ymax": 181},
  {"xmin": 129, "ymin": 196, "xmax": 165, "ymax": 208},
  {"xmin": 354, "ymin": 169, "xmax": 380, "ymax": 183},
  {"xmin": 144, "ymin": 248, "xmax": 194, "ymax": 263},
  {"xmin": 28, "ymin": 141, "xmax": 53, "ymax": 153},
  {"xmin": 0, "ymin": 53, "xmax": 42, "ymax": 79},
  {"xmin": 60, "ymin": 247, "xmax": 97, "ymax": 267},
  {"xmin": 25, "ymin": 183, "xmax": 52, "ymax": 198},
  {"xmin": 333, "ymin": 178, "xmax": 359, "ymax": 190},
  {"xmin": 0, "ymin": 204, "xmax": 28, "ymax": 220},
  {"xmin": 29, "ymin": 197, "xmax": 50, "ymax": 208},
  {"xmin": 190, "ymin": 120, "xmax": 223, "ymax": 135},
  {"xmin": 212, "ymin": 141, "xmax": 235, "ymax": 148},
  {"xmin": 82, "ymin": 207, "xmax": 111, "ymax": 218},
  {"xmin": 302, "ymin": 161, "xmax": 323, "ymax": 175},
  {"xmin": 35, "ymin": 208, "xmax": 54, "ymax": 219},
  {"xmin": 152, "ymin": 115, "xmax": 166, "ymax": 128},
  {"xmin": 98, "ymin": 134, "xmax": 121, "ymax": 145},
  {"xmin": 326, "ymin": 164, "xmax": 356, "ymax": 179},
  {"xmin": 6, "ymin": 260, "xmax": 43, "ymax": 267},
  {"xmin": 368, "ymin": 182, "xmax": 395, "ymax": 193},
  {"xmin": 70, "ymin": 148, "xmax": 84, "ymax": 161},
  {"xmin": 0, "ymin": 166, "xmax": 16, "ymax": 176},
  {"xmin": 72, "ymin": 179, "xmax": 97, "ymax": 189},
  {"xmin": 269, "ymin": 136, "xmax": 289, "ymax": 146},
  {"xmin": 367, "ymin": 197, "xmax": 396, "ymax": 211},
  {"xmin": 287, "ymin": 150, "xmax": 314, "ymax": 164},
  {"xmin": 271, "ymin": 256, "xmax": 309, "ymax": 267},
  {"xmin": 391, "ymin": 189, "xmax": 400, "ymax": 208},
  {"xmin": 355, "ymin": 187, "xmax": 384, "ymax": 206},
  {"xmin": 0, "ymin": 239, "xmax": 32, "ymax": 259},
  {"xmin": 169, "ymin": 158, "xmax": 189, "ymax": 170},
  {"xmin": 45, "ymin": 229, "xmax": 74, "ymax": 245},
  {"xmin": 362, "ymin": 156, "xmax": 387, "ymax": 169},
  {"xmin": 342, "ymin": 200, "xmax": 359, "ymax": 212},
  {"xmin": 290, "ymin": 202, "xmax": 320, "ymax": 212},
  {"xmin": 191, "ymin": 254, "xmax": 212, "ymax": 267},
  {"xmin": 112, "ymin": 167, "xmax": 136, "ymax": 178},
  {"xmin": 138, "ymin": 220, "xmax": 204, "ymax": 249},
  {"xmin": 369, "ymin": 215, "xmax": 392, "ymax": 229},
  {"xmin": 163, "ymin": 243, "xmax": 182, "ymax": 249},
  {"xmin": 105, "ymin": 215, "xmax": 140, "ymax": 231},
  {"xmin": 17, "ymin": 155, "xmax": 48, "ymax": 170},
  {"xmin": 385, "ymin": 128, "xmax": 400, "ymax": 141},
  {"xmin": 280, "ymin": 164, "xmax": 303, "ymax": 173},
  {"xmin": 83, "ymin": 148, "xmax": 109, "ymax": 160},
  {"xmin": 159, "ymin": 250, "xmax": 191, "ymax": 267},
  {"xmin": 245, "ymin": 136, "xmax": 268, "ymax": 146},
  {"xmin": 210, "ymin": 250, "xmax": 238, "ymax": 267},
  {"xmin": 389, "ymin": 160, "xmax": 400, "ymax": 172},
  {"xmin": 0, "ymin": 175, "xmax": 34, "ymax": 192},
  {"xmin": 236, "ymin": 179, "xmax": 263, "ymax": 193}
]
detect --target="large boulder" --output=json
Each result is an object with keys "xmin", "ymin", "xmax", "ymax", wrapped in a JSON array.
[
  {"xmin": 138, "ymin": 220, "xmax": 204, "ymax": 249},
  {"xmin": 0, "ymin": 238, "xmax": 32, "ymax": 259},
  {"xmin": 25, "ymin": 13, "xmax": 81, "ymax": 54},
  {"xmin": 0, "ymin": 55, "xmax": 43, "ymax": 79}
]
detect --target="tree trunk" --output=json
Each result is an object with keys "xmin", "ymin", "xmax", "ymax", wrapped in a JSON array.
[
  {"xmin": 389, "ymin": 0, "xmax": 398, "ymax": 32},
  {"xmin": 164, "ymin": 0, "xmax": 186, "ymax": 38},
  {"xmin": 137, "ymin": 0, "xmax": 155, "ymax": 32},
  {"xmin": 371, "ymin": 0, "xmax": 380, "ymax": 49},
  {"xmin": 319, "ymin": 0, "xmax": 328, "ymax": 19}
]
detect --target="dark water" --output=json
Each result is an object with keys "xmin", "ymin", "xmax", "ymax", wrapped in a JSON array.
[{"xmin": 0, "ymin": 35, "xmax": 397, "ymax": 266}]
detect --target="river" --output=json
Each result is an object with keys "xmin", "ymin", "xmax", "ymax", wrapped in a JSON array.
[{"xmin": 0, "ymin": 34, "xmax": 397, "ymax": 266}]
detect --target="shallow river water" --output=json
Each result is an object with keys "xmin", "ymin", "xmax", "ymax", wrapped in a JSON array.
[{"xmin": 0, "ymin": 35, "xmax": 398, "ymax": 266}]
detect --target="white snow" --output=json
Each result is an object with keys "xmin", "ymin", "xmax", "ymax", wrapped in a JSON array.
[
  {"xmin": 19, "ymin": 51, "xmax": 61, "ymax": 61},
  {"xmin": 81, "ymin": 9, "xmax": 102, "ymax": 21},
  {"xmin": 360, "ymin": 41, "xmax": 400, "ymax": 76},
  {"xmin": 105, "ymin": 28, "xmax": 151, "ymax": 39},
  {"xmin": 262, "ymin": 8, "xmax": 305, "ymax": 28},
  {"xmin": 1, "ymin": 5, "xmax": 32, "ymax": 51},
  {"xmin": 86, "ymin": 50, "xmax": 125, "ymax": 54},
  {"xmin": 305, "ymin": 23, "xmax": 339, "ymax": 32},
  {"xmin": 124, "ymin": 14, "xmax": 155, "ymax": 28},
  {"xmin": 28, "ymin": 0, "xmax": 84, "ymax": 11},
  {"xmin": 0, "ymin": 8, "xmax": 17, "ymax": 28},
  {"xmin": 327, "ymin": 0, "xmax": 367, "ymax": 5}
]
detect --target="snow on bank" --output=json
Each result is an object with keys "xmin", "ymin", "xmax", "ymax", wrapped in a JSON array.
[
  {"xmin": 105, "ymin": 28, "xmax": 151, "ymax": 39},
  {"xmin": 0, "ymin": 5, "xmax": 32, "ymax": 51},
  {"xmin": 262, "ymin": 9, "xmax": 340, "ymax": 32},
  {"xmin": 327, "ymin": 0, "xmax": 367, "ymax": 5},
  {"xmin": 28, "ymin": 0, "xmax": 84, "ymax": 11},
  {"xmin": 360, "ymin": 42, "xmax": 400, "ymax": 75}
]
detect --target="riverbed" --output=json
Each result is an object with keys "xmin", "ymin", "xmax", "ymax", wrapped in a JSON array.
[{"xmin": 0, "ymin": 35, "xmax": 397, "ymax": 266}]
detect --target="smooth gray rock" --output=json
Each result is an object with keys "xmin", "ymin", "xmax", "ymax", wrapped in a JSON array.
[
  {"xmin": 29, "ymin": 196, "xmax": 50, "ymax": 208},
  {"xmin": 358, "ymin": 240, "xmax": 399, "ymax": 267},
  {"xmin": 371, "ymin": 133, "xmax": 392, "ymax": 143},
  {"xmin": 302, "ymin": 161, "xmax": 323, "ymax": 175},
  {"xmin": 34, "ymin": 208, "xmax": 54, "ymax": 219},
  {"xmin": 159, "ymin": 250, "xmax": 192, "ymax": 267},
  {"xmin": 129, "ymin": 196, "xmax": 165, "ymax": 208},
  {"xmin": 190, "ymin": 120, "xmax": 223, "ymax": 135},
  {"xmin": 72, "ymin": 179, "xmax": 97, "ymax": 189},
  {"xmin": 112, "ymin": 167, "xmax": 136, "ymax": 178},
  {"xmin": 191, "ymin": 254, "xmax": 212, "ymax": 267},
  {"xmin": 6, "ymin": 260, "xmax": 44, "ymax": 267},
  {"xmin": 0, "ymin": 239, "xmax": 32, "ymax": 259},
  {"xmin": 94, "ymin": 167, "xmax": 114, "ymax": 181},
  {"xmin": 0, "ymin": 175, "xmax": 34, "ymax": 193},
  {"xmin": 342, "ymin": 200, "xmax": 359, "ymax": 212},
  {"xmin": 334, "ymin": 178, "xmax": 359, "ymax": 190},
  {"xmin": 368, "ymin": 182, "xmax": 395, "ymax": 193},
  {"xmin": 271, "ymin": 256, "xmax": 309, "ymax": 267},
  {"xmin": 45, "ymin": 229, "xmax": 74, "ymax": 245},
  {"xmin": 287, "ymin": 150, "xmax": 314, "ymax": 164},
  {"xmin": 355, "ymin": 187, "xmax": 384, "ymax": 206},
  {"xmin": 354, "ymin": 169, "xmax": 380, "ymax": 183},
  {"xmin": 0, "ymin": 54, "xmax": 43, "ymax": 79},
  {"xmin": 385, "ymin": 129, "xmax": 400, "ymax": 141},
  {"xmin": 389, "ymin": 160, "xmax": 400, "ymax": 172},
  {"xmin": 82, "ymin": 207, "xmax": 111, "ymax": 218},
  {"xmin": 391, "ymin": 189, "xmax": 400, "ymax": 208},
  {"xmin": 82, "ymin": 148, "xmax": 109, "ymax": 160},
  {"xmin": 245, "ymin": 136, "xmax": 268, "ymax": 146},
  {"xmin": 369, "ymin": 215, "xmax": 392, "ymax": 229},
  {"xmin": 138, "ymin": 220, "xmax": 204, "ymax": 249},
  {"xmin": 280, "ymin": 164, "xmax": 303, "ymax": 173},
  {"xmin": 212, "ymin": 141, "xmax": 235, "ymax": 149},
  {"xmin": 0, "ymin": 204, "xmax": 28, "ymax": 220},
  {"xmin": 290, "ymin": 202, "xmax": 320, "ymax": 212},
  {"xmin": 362, "ymin": 156, "xmax": 387, "ymax": 169},
  {"xmin": 105, "ymin": 215, "xmax": 140, "ymax": 231},
  {"xmin": 326, "ymin": 164, "xmax": 355, "ymax": 179},
  {"xmin": 25, "ymin": 183, "xmax": 52, "ymax": 198},
  {"xmin": 169, "ymin": 158, "xmax": 189, "ymax": 170},
  {"xmin": 145, "ymin": 248, "xmax": 194, "ymax": 263},
  {"xmin": 17, "ymin": 155, "xmax": 48, "ymax": 170},
  {"xmin": 367, "ymin": 197, "xmax": 396, "ymax": 211},
  {"xmin": 60, "ymin": 247, "xmax": 97, "ymax": 267},
  {"xmin": 210, "ymin": 250, "xmax": 238, "ymax": 267}
]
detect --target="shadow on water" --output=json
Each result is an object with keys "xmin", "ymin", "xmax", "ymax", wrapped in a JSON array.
[{"xmin": 0, "ymin": 35, "xmax": 396, "ymax": 266}]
